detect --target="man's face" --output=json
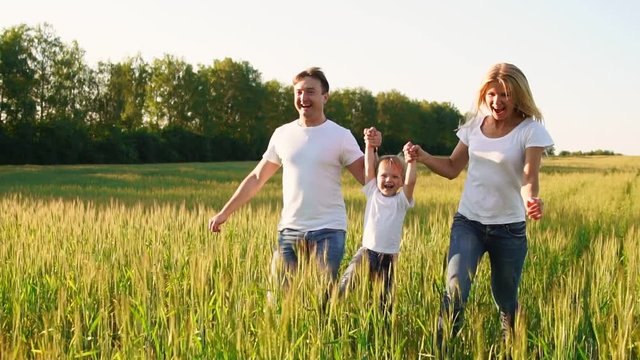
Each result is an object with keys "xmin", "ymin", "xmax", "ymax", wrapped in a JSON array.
[{"xmin": 294, "ymin": 76, "xmax": 328, "ymax": 118}]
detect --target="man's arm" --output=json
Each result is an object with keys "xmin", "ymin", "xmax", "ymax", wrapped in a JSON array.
[
  {"xmin": 346, "ymin": 156, "xmax": 366, "ymax": 185},
  {"xmin": 208, "ymin": 159, "xmax": 281, "ymax": 232}
]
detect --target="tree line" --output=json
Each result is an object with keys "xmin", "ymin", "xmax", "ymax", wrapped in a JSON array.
[
  {"xmin": 557, "ymin": 150, "xmax": 619, "ymax": 156},
  {"xmin": 0, "ymin": 24, "xmax": 462, "ymax": 165}
]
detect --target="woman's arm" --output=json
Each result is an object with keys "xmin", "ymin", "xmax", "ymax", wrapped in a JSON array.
[
  {"xmin": 406, "ymin": 141, "xmax": 469, "ymax": 180},
  {"xmin": 521, "ymin": 146, "xmax": 545, "ymax": 220}
]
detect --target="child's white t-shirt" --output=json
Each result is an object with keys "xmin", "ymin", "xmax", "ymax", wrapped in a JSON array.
[
  {"xmin": 361, "ymin": 179, "xmax": 415, "ymax": 254},
  {"xmin": 457, "ymin": 116, "xmax": 554, "ymax": 224},
  {"xmin": 263, "ymin": 119, "xmax": 363, "ymax": 231}
]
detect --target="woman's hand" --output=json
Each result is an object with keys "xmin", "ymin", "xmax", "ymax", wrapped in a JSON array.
[
  {"xmin": 403, "ymin": 142, "xmax": 421, "ymax": 162},
  {"xmin": 526, "ymin": 197, "xmax": 544, "ymax": 220}
]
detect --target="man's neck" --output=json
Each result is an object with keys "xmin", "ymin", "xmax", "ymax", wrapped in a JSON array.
[{"xmin": 298, "ymin": 115, "xmax": 327, "ymax": 127}]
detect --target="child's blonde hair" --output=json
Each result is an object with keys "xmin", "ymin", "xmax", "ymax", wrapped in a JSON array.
[
  {"xmin": 376, "ymin": 155, "xmax": 406, "ymax": 179},
  {"xmin": 467, "ymin": 63, "xmax": 543, "ymax": 125}
]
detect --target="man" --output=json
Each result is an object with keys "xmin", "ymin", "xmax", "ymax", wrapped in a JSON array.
[{"xmin": 209, "ymin": 67, "xmax": 381, "ymax": 286}]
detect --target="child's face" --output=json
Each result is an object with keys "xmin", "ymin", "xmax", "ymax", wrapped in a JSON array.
[{"xmin": 376, "ymin": 161, "xmax": 403, "ymax": 197}]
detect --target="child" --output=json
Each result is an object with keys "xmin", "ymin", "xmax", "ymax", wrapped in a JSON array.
[{"xmin": 338, "ymin": 127, "xmax": 417, "ymax": 311}]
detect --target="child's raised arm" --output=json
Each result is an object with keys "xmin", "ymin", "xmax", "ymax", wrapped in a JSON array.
[
  {"xmin": 403, "ymin": 155, "xmax": 417, "ymax": 202},
  {"xmin": 363, "ymin": 128, "xmax": 377, "ymax": 183}
]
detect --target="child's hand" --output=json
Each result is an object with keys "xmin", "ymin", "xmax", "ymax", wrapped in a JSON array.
[
  {"xmin": 526, "ymin": 197, "xmax": 544, "ymax": 220},
  {"xmin": 364, "ymin": 127, "xmax": 382, "ymax": 148},
  {"xmin": 403, "ymin": 142, "xmax": 420, "ymax": 162}
]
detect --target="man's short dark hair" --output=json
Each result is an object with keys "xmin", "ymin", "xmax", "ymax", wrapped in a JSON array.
[{"xmin": 293, "ymin": 67, "xmax": 329, "ymax": 94}]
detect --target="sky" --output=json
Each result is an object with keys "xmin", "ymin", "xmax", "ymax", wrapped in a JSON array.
[{"xmin": 2, "ymin": 0, "xmax": 639, "ymax": 155}]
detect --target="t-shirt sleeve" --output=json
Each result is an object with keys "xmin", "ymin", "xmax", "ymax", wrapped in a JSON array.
[
  {"xmin": 456, "ymin": 126, "xmax": 469, "ymax": 145},
  {"xmin": 341, "ymin": 130, "xmax": 365, "ymax": 166},
  {"xmin": 362, "ymin": 178, "xmax": 377, "ymax": 197},
  {"xmin": 262, "ymin": 128, "xmax": 282, "ymax": 165},
  {"xmin": 456, "ymin": 117, "xmax": 479, "ymax": 146},
  {"xmin": 399, "ymin": 190, "xmax": 415, "ymax": 210},
  {"xmin": 525, "ymin": 122, "xmax": 554, "ymax": 148}
]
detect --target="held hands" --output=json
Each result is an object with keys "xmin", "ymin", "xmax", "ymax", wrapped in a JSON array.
[
  {"xmin": 363, "ymin": 127, "xmax": 382, "ymax": 148},
  {"xmin": 403, "ymin": 141, "xmax": 421, "ymax": 163},
  {"xmin": 526, "ymin": 197, "xmax": 544, "ymax": 221},
  {"xmin": 208, "ymin": 212, "xmax": 228, "ymax": 233}
]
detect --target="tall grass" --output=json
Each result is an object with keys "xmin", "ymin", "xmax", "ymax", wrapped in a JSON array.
[{"xmin": 0, "ymin": 156, "xmax": 638, "ymax": 358}]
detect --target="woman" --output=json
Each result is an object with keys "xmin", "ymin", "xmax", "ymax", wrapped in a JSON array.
[{"xmin": 405, "ymin": 63, "xmax": 553, "ymax": 340}]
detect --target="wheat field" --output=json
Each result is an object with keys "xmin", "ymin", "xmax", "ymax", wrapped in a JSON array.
[{"xmin": 0, "ymin": 156, "xmax": 638, "ymax": 359}]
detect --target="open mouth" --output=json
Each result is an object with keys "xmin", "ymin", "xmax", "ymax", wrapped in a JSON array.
[{"xmin": 383, "ymin": 183, "xmax": 395, "ymax": 190}]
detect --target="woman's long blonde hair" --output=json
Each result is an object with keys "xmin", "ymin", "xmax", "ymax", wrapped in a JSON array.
[{"xmin": 466, "ymin": 63, "xmax": 543, "ymax": 125}]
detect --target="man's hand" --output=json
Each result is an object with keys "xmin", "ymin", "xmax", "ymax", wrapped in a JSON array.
[
  {"xmin": 363, "ymin": 127, "xmax": 382, "ymax": 148},
  {"xmin": 208, "ymin": 212, "xmax": 228, "ymax": 233}
]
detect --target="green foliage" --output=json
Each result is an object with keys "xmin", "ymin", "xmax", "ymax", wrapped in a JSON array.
[
  {"xmin": 325, "ymin": 87, "xmax": 378, "ymax": 147},
  {"xmin": 93, "ymin": 56, "xmax": 149, "ymax": 132},
  {"xmin": 0, "ymin": 24, "xmax": 37, "ymax": 126},
  {"xmin": 1, "ymin": 23, "xmax": 465, "ymax": 164},
  {"xmin": 558, "ymin": 149, "xmax": 619, "ymax": 156}
]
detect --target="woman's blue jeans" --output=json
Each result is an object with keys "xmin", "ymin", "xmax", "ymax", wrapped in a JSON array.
[{"xmin": 440, "ymin": 212, "xmax": 528, "ymax": 337}]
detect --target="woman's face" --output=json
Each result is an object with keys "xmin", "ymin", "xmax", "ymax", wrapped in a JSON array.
[{"xmin": 485, "ymin": 81, "xmax": 516, "ymax": 121}]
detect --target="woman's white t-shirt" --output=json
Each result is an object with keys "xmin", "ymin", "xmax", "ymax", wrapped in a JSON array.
[{"xmin": 457, "ymin": 116, "xmax": 554, "ymax": 224}]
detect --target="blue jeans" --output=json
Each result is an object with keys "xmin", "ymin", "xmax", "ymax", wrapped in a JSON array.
[
  {"xmin": 440, "ymin": 212, "xmax": 528, "ymax": 337},
  {"xmin": 338, "ymin": 246, "xmax": 397, "ymax": 312},
  {"xmin": 274, "ymin": 228, "xmax": 346, "ymax": 288}
]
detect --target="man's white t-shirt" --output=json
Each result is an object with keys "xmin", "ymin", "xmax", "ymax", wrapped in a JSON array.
[
  {"xmin": 361, "ymin": 180, "xmax": 415, "ymax": 254},
  {"xmin": 263, "ymin": 119, "xmax": 364, "ymax": 231},
  {"xmin": 457, "ymin": 116, "xmax": 554, "ymax": 224}
]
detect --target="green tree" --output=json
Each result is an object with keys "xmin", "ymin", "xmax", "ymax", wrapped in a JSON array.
[
  {"xmin": 326, "ymin": 87, "xmax": 377, "ymax": 147},
  {"xmin": 0, "ymin": 25, "xmax": 36, "ymax": 125},
  {"xmin": 146, "ymin": 55, "xmax": 199, "ymax": 130},
  {"xmin": 29, "ymin": 24, "xmax": 92, "ymax": 163},
  {"xmin": 93, "ymin": 56, "xmax": 149, "ymax": 133},
  {"xmin": 87, "ymin": 57, "xmax": 152, "ymax": 163},
  {"xmin": 1, "ymin": 22, "xmax": 465, "ymax": 164},
  {"xmin": 200, "ymin": 58, "xmax": 266, "ymax": 159},
  {"xmin": 30, "ymin": 24, "xmax": 56, "ymax": 124},
  {"xmin": 114, "ymin": 56, "xmax": 149, "ymax": 131},
  {"xmin": 262, "ymin": 80, "xmax": 296, "ymax": 136},
  {"xmin": 0, "ymin": 25, "xmax": 37, "ymax": 163},
  {"xmin": 415, "ymin": 101, "xmax": 460, "ymax": 155},
  {"xmin": 375, "ymin": 90, "xmax": 420, "ymax": 153}
]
